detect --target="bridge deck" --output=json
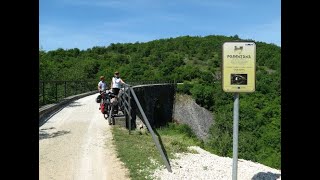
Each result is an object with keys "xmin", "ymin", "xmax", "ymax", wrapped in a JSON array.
[{"xmin": 39, "ymin": 93, "xmax": 129, "ymax": 180}]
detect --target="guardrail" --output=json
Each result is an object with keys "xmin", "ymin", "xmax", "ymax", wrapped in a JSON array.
[
  {"xmin": 119, "ymin": 84, "xmax": 132, "ymax": 133},
  {"xmin": 126, "ymin": 80, "xmax": 181, "ymax": 86},
  {"xmin": 39, "ymin": 80, "xmax": 174, "ymax": 172},
  {"xmin": 39, "ymin": 80, "xmax": 97, "ymax": 107},
  {"xmin": 39, "ymin": 90, "xmax": 98, "ymax": 127},
  {"xmin": 120, "ymin": 83, "xmax": 172, "ymax": 172}
]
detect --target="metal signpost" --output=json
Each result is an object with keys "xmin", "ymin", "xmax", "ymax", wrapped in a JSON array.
[{"xmin": 222, "ymin": 42, "xmax": 256, "ymax": 180}]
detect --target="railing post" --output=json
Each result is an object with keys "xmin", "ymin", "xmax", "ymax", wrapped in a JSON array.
[
  {"xmin": 55, "ymin": 82, "xmax": 58, "ymax": 102},
  {"xmin": 128, "ymin": 85, "xmax": 131, "ymax": 134},
  {"xmin": 80, "ymin": 81, "xmax": 82, "ymax": 93},
  {"xmin": 79, "ymin": 81, "xmax": 81, "ymax": 93},
  {"xmin": 42, "ymin": 81, "xmax": 45, "ymax": 105},
  {"xmin": 74, "ymin": 81, "xmax": 77, "ymax": 95},
  {"xmin": 64, "ymin": 81, "xmax": 67, "ymax": 98}
]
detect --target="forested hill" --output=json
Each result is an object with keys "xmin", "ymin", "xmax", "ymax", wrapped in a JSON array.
[{"xmin": 39, "ymin": 35, "xmax": 281, "ymax": 169}]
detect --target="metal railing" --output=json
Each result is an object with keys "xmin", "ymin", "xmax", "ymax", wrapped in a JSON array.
[
  {"xmin": 120, "ymin": 83, "xmax": 172, "ymax": 172},
  {"xmin": 126, "ymin": 80, "xmax": 181, "ymax": 86},
  {"xmin": 38, "ymin": 80, "xmax": 173, "ymax": 172},
  {"xmin": 119, "ymin": 84, "xmax": 132, "ymax": 133},
  {"xmin": 39, "ymin": 80, "xmax": 97, "ymax": 107}
]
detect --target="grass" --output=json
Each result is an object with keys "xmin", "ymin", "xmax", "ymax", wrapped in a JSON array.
[{"xmin": 111, "ymin": 123, "xmax": 202, "ymax": 180}]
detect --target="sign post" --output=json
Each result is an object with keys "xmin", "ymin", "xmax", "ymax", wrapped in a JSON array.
[
  {"xmin": 232, "ymin": 92, "xmax": 239, "ymax": 180},
  {"xmin": 222, "ymin": 42, "xmax": 256, "ymax": 180}
]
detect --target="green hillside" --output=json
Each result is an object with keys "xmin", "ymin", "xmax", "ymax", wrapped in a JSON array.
[{"xmin": 39, "ymin": 35, "xmax": 281, "ymax": 169}]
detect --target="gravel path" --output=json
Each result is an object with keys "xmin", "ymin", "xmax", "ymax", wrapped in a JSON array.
[
  {"xmin": 151, "ymin": 146, "xmax": 281, "ymax": 180},
  {"xmin": 39, "ymin": 94, "xmax": 130, "ymax": 180}
]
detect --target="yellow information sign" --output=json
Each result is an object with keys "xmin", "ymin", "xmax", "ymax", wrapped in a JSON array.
[{"xmin": 222, "ymin": 42, "xmax": 256, "ymax": 92}]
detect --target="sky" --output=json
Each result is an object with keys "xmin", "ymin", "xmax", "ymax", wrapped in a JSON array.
[{"xmin": 39, "ymin": 0, "xmax": 281, "ymax": 51}]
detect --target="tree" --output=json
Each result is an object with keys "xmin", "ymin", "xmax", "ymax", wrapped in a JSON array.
[{"xmin": 39, "ymin": 35, "xmax": 281, "ymax": 168}]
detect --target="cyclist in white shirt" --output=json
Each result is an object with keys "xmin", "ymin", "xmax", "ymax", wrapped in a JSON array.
[
  {"xmin": 110, "ymin": 71, "xmax": 125, "ymax": 95},
  {"xmin": 98, "ymin": 76, "xmax": 108, "ymax": 93},
  {"xmin": 98, "ymin": 76, "xmax": 108, "ymax": 110}
]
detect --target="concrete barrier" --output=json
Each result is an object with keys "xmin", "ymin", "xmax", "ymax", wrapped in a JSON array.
[
  {"xmin": 39, "ymin": 90, "xmax": 98, "ymax": 126},
  {"xmin": 132, "ymin": 84, "xmax": 175, "ymax": 128}
]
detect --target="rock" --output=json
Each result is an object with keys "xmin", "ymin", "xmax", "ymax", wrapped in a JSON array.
[{"xmin": 173, "ymin": 94, "xmax": 214, "ymax": 141}]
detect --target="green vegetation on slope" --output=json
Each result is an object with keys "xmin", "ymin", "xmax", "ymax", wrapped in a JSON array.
[
  {"xmin": 112, "ymin": 124, "xmax": 200, "ymax": 180},
  {"xmin": 40, "ymin": 35, "xmax": 281, "ymax": 168}
]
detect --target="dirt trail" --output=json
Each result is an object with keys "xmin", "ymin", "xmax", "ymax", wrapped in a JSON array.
[{"xmin": 39, "ymin": 94, "xmax": 130, "ymax": 180}]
